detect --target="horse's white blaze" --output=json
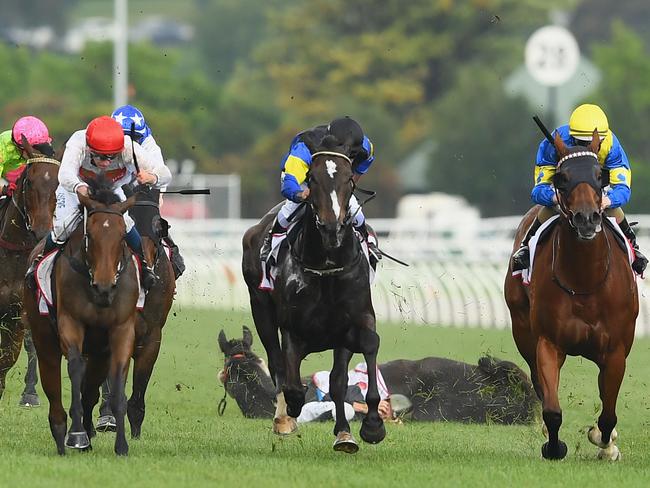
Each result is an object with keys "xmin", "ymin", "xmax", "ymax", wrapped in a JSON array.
[
  {"xmin": 326, "ymin": 160, "xmax": 337, "ymax": 178},
  {"xmin": 102, "ymin": 219, "xmax": 110, "ymax": 228},
  {"xmin": 330, "ymin": 191, "xmax": 341, "ymax": 219},
  {"xmin": 44, "ymin": 171, "xmax": 50, "ymax": 181}
]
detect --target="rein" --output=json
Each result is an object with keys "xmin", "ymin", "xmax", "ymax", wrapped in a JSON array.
[{"xmin": 551, "ymin": 220, "xmax": 612, "ymax": 296}]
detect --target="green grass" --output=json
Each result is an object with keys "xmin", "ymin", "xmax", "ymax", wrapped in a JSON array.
[{"xmin": 1, "ymin": 307, "xmax": 650, "ymax": 487}]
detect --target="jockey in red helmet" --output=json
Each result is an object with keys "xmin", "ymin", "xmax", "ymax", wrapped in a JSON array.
[{"xmin": 27, "ymin": 116, "xmax": 172, "ymax": 291}]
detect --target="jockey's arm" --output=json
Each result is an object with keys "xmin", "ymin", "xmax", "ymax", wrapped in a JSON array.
[
  {"xmin": 58, "ymin": 130, "xmax": 89, "ymax": 194},
  {"xmin": 603, "ymin": 135, "xmax": 631, "ymax": 209},
  {"xmin": 129, "ymin": 137, "xmax": 171, "ymax": 189}
]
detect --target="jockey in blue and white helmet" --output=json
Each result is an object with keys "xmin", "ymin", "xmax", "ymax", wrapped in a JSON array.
[{"xmin": 110, "ymin": 104, "xmax": 185, "ymax": 280}]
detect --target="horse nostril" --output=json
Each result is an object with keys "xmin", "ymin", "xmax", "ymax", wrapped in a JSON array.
[
  {"xmin": 591, "ymin": 212, "xmax": 602, "ymax": 225},
  {"xmin": 574, "ymin": 213, "xmax": 587, "ymax": 225}
]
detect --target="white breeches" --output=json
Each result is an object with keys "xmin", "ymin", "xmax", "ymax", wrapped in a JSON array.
[
  {"xmin": 277, "ymin": 194, "xmax": 365, "ymax": 228},
  {"xmin": 51, "ymin": 185, "xmax": 134, "ymax": 243}
]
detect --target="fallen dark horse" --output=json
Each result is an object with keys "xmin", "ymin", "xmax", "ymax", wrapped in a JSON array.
[{"xmin": 218, "ymin": 326, "xmax": 538, "ymax": 424}]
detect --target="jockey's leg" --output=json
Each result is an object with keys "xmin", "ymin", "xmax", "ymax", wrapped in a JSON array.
[
  {"xmin": 349, "ymin": 195, "xmax": 381, "ymax": 264},
  {"xmin": 511, "ymin": 206, "xmax": 557, "ymax": 272},
  {"xmin": 162, "ymin": 232, "xmax": 185, "ymax": 280},
  {"xmin": 260, "ymin": 200, "xmax": 299, "ymax": 262},
  {"xmin": 124, "ymin": 222, "xmax": 157, "ymax": 291},
  {"xmin": 608, "ymin": 208, "xmax": 648, "ymax": 275}
]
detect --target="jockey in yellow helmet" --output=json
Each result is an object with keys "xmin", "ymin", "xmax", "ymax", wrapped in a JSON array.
[{"xmin": 512, "ymin": 104, "xmax": 647, "ymax": 275}]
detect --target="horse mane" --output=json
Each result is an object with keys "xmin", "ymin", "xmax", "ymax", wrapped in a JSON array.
[{"xmin": 86, "ymin": 176, "xmax": 122, "ymax": 205}]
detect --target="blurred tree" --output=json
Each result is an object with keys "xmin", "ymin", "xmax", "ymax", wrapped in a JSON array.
[
  {"xmin": 0, "ymin": 0, "xmax": 79, "ymax": 32},
  {"xmin": 591, "ymin": 22, "xmax": 650, "ymax": 213},
  {"xmin": 428, "ymin": 63, "xmax": 540, "ymax": 217}
]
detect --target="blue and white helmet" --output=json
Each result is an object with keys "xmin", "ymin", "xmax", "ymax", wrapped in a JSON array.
[{"xmin": 111, "ymin": 105, "xmax": 151, "ymax": 144}]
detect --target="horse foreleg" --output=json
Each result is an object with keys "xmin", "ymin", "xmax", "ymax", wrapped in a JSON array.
[
  {"xmin": 64, "ymin": 343, "xmax": 90, "ymax": 450},
  {"xmin": 81, "ymin": 352, "xmax": 110, "ymax": 441},
  {"xmin": 331, "ymin": 347, "xmax": 358, "ymax": 453},
  {"xmin": 537, "ymin": 336, "xmax": 567, "ymax": 460},
  {"xmin": 31, "ymin": 319, "xmax": 66, "ymax": 455},
  {"xmin": 281, "ymin": 333, "xmax": 305, "ymax": 419},
  {"xmin": 588, "ymin": 346, "xmax": 625, "ymax": 461},
  {"xmin": 128, "ymin": 326, "xmax": 162, "ymax": 439},
  {"xmin": 358, "ymin": 327, "xmax": 386, "ymax": 445},
  {"xmin": 108, "ymin": 319, "xmax": 135, "ymax": 456},
  {"xmin": 19, "ymin": 329, "xmax": 40, "ymax": 406},
  {"xmin": 0, "ymin": 317, "xmax": 24, "ymax": 400}
]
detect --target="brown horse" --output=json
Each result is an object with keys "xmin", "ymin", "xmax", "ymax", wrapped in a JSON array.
[
  {"xmin": 96, "ymin": 185, "xmax": 175, "ymax": 438},
  {"xmin": 23, "ymin": 179, "xmax": 139, "ymax": 455},
  {"xmin": 0, "ymin": 139, "xmax": 60, "ymax": 402},
  {"xmin": 504, "ymin": 130, "xmax": 638, "ymax": 461}
]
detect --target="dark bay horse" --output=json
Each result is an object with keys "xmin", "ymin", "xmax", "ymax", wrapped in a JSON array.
[
  {"xmin": 242, "ymin": 146, "xmax": 384, "ymax": 453},
  {"xmin": 23, "ymin": 180, "xmax": 140, "ymax": 455},
  {"xmin": 0, "ymin": 139, "xmax": 59, "ymax": 403},
  {"xmin": 218, "ymin": 327, "xmax": 538, "ymax": 424},
  {"xmin": 96, "ymin": 185, "xmax": 175, "ymax": 438},
  {"xmin": 504, "ymin": 131, "xmax": 637, "ymax": 461}
]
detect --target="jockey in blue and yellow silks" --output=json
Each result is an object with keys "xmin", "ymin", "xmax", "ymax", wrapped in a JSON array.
[
  {"xmin": 260, "ymin": 117, "xmax": 378, "ymax": 262},
  {"xmin": 512, "ymin": 103, "xmax": 648, "ymax": 275}
]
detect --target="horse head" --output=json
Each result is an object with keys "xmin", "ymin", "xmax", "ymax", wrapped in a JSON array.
[
  {"xmin": 552, "ymin": 129, "xmax": 603, "ymax": 240},
  {"xmin": 15, "ymin": 135, "xmax": 61, "ymax": 240},
  {"xmin": 306, "ymin": 138, "xmax": 355, "ymax": 250},
  {"xmin": 78, "ymin": 179, "xmax": 135, "ymax": 306},
  {"xmin": 129, "ymin": 184, "xmax": 167, "ymax": 265}
]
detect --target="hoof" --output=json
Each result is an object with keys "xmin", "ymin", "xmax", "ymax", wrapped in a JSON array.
[
  {"xmin": 272, "ymin": 416, "xmax": 297, "ymax": 436},
  {"xmin": 96, "ymin": 415, "xmax": 117, "ymax": 433},
  {"xmin": 360, "ymin": 419, "xmax": 386, "ymax": 444},
  {"xmin": 597, "ymin": 445, "xmax": 621, "ymax": 461},
  {"xmin": 588, "ymin": 426, "xmax": 618, "ymax": 448},
  {"xmin": 541, "ymin": 440, "xmax": 568, "ymax": 460},
  {"xmin": 18, "ymin": 393, "xmax": 40, "ymax": 408},
  {"xmin": 333, "ymin": 431, "xmax": 359, "ymax": 454},
  {"xmin": 65, "ymin": 431, "xmax": 91, "ymax": 450}
]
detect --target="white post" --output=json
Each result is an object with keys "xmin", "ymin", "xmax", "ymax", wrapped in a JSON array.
[{"xmin": 113, "ymin": 0, "xmax": 128, "ymax": 107}]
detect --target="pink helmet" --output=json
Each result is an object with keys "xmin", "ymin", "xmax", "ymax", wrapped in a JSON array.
[{"xmin": 12, "ymin": 116, "xmax": 52, "ymax": 147}]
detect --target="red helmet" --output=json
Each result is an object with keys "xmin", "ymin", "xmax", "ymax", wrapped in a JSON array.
[{"xmin": 85, "ymin": 116, "xmax": 125, "ymax": 154}]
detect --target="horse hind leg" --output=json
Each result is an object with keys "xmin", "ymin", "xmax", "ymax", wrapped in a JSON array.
[
  {"xmin": 588, "ymin": 347, "xmax": 625, "ymax": 461},
  {"xmin": 128, "ymin": 326, "xmax": 163, "ymax": 439},
  {"xmin": 81, "ymin": 352, "xmax": 110, "ymax": 442},
  {"xmin": 331, "ymin": 347, "xmax": 358, "ymax": 454},
  {"xmin": 537, "ymin": 337, "xmax": 568, "ymax": 460},
  {"xmin": 19, "ymin": 330, "xmax": 40, "ymax": 407},
  {"xmin": 0, "ymin": 316, "xmax": 25, "ymax": 400},
  {"xmin": 357, "ymin": 327, "xmax": 386, "ymax": 445}
]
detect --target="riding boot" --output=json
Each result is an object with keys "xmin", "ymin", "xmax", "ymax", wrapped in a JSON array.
[
  {"xmin": 511, "ymin": 217, "xmax": 542, "ymax": 272},
  {"xmin": 355, "ymin": 221, "xmax": 382, "ymax": 266},
  {"xmin": 619, "ymin": 218, "xmax": 648, "ymax": 275},
  {"xmin": 163, "ymin": 233, "xmax": 185, "ymax": 280},
  {"xmin": 125, "ymin": 227, "xmax": 158, "ymax": 291},
  {"xmin": 25, "ymin": 233, "xmax": 60, "ymax": 290},
  {"xmin": 260, "ymin": 218, "xmax": 286, "ymax": 263}
]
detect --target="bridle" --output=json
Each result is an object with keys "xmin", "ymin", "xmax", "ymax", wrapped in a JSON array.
[
  {"xmin": 77, "ymin": 206, "xmax": 129, "ymax": 285},
  {"xmin": 5, "ymin": 157, "xmax": 60, "ymax": 246}
]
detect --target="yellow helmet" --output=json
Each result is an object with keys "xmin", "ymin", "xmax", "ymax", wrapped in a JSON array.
[{"xmin": 569, "ymin": 104, "xmax": 609, "ymax": 141}]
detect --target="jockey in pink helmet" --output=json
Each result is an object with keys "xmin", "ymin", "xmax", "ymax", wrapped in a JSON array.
[{"xmin": 0, "ymin": 116, "xmax": 52, "ymax": 196}]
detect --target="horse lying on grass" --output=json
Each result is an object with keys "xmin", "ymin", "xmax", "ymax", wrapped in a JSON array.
[{"xmin": 218, "ymin": 327, "xmax": 539, "ymax": 425}]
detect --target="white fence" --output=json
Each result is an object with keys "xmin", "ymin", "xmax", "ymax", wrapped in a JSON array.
[{"xmin": 169, "ymin": 216, "xmax": 650, "ymax": 336}]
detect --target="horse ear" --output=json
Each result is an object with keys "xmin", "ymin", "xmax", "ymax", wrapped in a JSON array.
[
  {"xmin": 54, "ymin": 144, "xmax": 65, "ymax": 162},
  {"xmin": 588, "ymin": 128, "xmax": 602, "ymax": 154},
  {"xmin": 242, "ymin": 325, "xmax": 253, "ymax": 348},
  {"xmin": 115, "ymin": 195, "xmax": 136, "ymax": 214},
  {"xmin": 218, "ymin": 330, "xmax": 229, "ymax": 353},
  {"xmin": 20, "ymin": 134, "xmax": 36, "ymax": 159},
  {"xmin": 553, "ymin": 131, "xmax": 568, "ymax": 158}
]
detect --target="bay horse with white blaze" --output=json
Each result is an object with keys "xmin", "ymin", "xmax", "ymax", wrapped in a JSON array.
[
  {"xmin": 242, "ymin": 143, "xmax": 384, "ymax": 453},
  {"xmin": 23, "ymin": 178, "xmax": 140, "ymax": 455},
  {"xmin": 0, "ymin": 138, "xmax": 59, "ymax": 402},
  {"xmin": 504, "ymin": 130, "xmax": 637, "ymax": 461}
]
